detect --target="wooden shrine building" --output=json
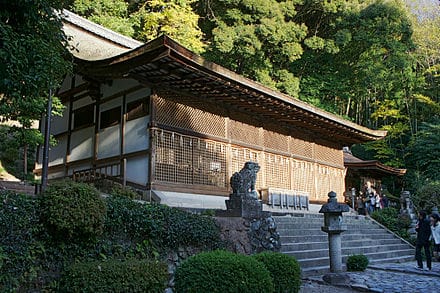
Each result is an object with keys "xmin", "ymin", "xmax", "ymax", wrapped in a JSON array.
[
  {"xmin": 35, "ymin": 10, "xmax": 387, "ymax": 209},
  {"xmin": 343, "ymin": 148, "xmax": 406, "ymax": 200}
]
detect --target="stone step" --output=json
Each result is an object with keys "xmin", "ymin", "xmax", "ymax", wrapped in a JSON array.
[
  {"xmin": 0, "ymin": 181, "xmax": 35, "ymax": 195},
  {"xmin": 281, "ymin": 238, "xmax": 404, "ymax": 251},
  {"xmin": 300, "ymin": 255, "xmax": 415, "ymax": 277},
  {"xmin": 277, "ymin": 227, "xmax": 391, "ymax": 236},
  {"xmin": 280, "ymin": 232, "xmax": 398, "ymax": 243},
  {"xmin": 276, "ymin": 222, "xmax": 381, "ymax": 230},
  {"xmin": 286, "ymin": 248, "xmax": 414, "ymax": 267},
  {"xmin": 273, "ymin": 213, "xmax": 415, "ymax": 277},
  {"xmin": 283, "ymin": 244, "xmax": 412, "ymax": 260}
]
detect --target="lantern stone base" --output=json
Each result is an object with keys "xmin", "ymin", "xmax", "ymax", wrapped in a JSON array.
[{"xmin": 322, "ymin": 273, "xmax": 351, "ymax": 286}]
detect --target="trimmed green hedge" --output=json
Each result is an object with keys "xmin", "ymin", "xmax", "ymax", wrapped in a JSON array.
[
  {"xmin": 253, "ymin": 251, "xmax": 301, "ymax": 293},
  {"xmin": 105, "ymin": 196, "xmax": 221, "ymax": 250},
  {"xmin": 174, "ymin": 250, "xmax": 274, "ymax": 293},
  {"xmin": 40, "ymin": 180, "xmax": 107, "ymax": 243},
  {"xmin": 59, "ymin": 258, "xmax": 168, "ymax": 293},
  {"xmin": 346, "ymin": 254, "xmax": 369, "ymax": 271},
  {"xmin": 2, "ymin": 184, "xmax": 222, "ymax": 291},
  {"xmin": 0, "ymin": 191, "xmax": 42, "ymax": 292}
]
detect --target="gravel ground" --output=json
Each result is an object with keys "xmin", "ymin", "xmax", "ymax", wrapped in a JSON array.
[{"xmin": 300, "ymin": 280, "xmax": 356, "ymax": 293}]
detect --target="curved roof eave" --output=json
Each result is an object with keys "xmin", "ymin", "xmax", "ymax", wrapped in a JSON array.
[{"xmin": 74, "ymin": 35, "xmax": 387, "ymax": 144}]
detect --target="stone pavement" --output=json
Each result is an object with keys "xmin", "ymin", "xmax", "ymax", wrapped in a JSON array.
[{"xmin": 302, "ymin": 261, "xmax": 440, "ymax": 293}]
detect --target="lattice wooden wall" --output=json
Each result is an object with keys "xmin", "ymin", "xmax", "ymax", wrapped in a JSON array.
[
  {"xmin": 155, "ymin": 96, "xmax": 226, "ymax": 138},
  {"xmin": 153, "ymin": 129, "xmax": 344, "ymax": 199},
  {"xmin": 154, "ymin": 130, "xmax": 227, "ymax": 187},
  {"xmin": 315, "ymin": 144, "xmax": 343, "ymax": 166},
  {"xmin": 153, "ymin": 96, "xmax": 345, "ymax": 199},
  {"xmin": 229, "ymin": 120, "xmax": 261, "ymax": 146}
]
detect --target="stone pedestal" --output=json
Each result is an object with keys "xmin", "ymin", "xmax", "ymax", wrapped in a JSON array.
[
  {"xmin": 218, "ymin": 197, "xmax": 269, "ymax": 219},
  {"xmin": 216, "ymin": 162, "xmax": 281, "ymax": 253},
  {"xmin": 319, "ymin": 191, "xmax": 349, "ymax": 273},
  {"xmin": 328, "ymin": 233, "xmax": 343, "ymax": 273}
]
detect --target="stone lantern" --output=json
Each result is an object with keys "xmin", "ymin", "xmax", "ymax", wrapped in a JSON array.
[{"xmin": 319, "ymin": 191, "xmax": 349, "ymax": 273}]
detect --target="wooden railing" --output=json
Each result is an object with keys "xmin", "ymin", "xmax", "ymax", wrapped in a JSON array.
[{"xmin": 72, "ymin": 161, "xmax": 126, "ymax": 185}]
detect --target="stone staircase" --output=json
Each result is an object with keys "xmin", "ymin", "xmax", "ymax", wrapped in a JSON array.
[
  {"xmin": 0, "ymin": 180, "xmax": 36, "ymax": 195},
  {"xmin": 275, "ymin": 213, "xmax": 415, "ymax": 277}
]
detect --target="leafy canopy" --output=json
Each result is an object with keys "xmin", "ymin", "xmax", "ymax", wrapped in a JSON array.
[
  {"xmin": 71, "ymin": 0, "xmax": 205, "ymax": 53},
  {"xmin": 197, "ymin": 0, "xmax": 307, "ymax": 97},
  {"xmin": 0, "ymin": 0, "xmax": 71, "ymax": 128}
]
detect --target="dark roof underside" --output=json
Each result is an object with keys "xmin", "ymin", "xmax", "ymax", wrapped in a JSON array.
[
  {"xmin": 75, "ymin": 36, "xmax": 387, "ymax": 145},
  {"xmin": 344, "ymin": 152, "xmax": 406, "ymax": 176}
]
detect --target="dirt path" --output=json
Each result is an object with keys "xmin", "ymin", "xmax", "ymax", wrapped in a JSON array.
[{"xmin": 0, "ymin": 161, "xmax": 20, "ymax": 182}]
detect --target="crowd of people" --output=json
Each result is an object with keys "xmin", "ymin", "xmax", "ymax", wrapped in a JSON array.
[{"xmin": 353, "ymin": 182, "xmax": 389, "ymax": 216}]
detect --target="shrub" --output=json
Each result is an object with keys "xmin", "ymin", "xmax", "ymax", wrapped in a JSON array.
[
  {"xmin": 371, "ymin": 207, "xmax": 411, "ymax": 241},
  {"xmin": 0, "ymin": 191, "xmax": 43, "ymax": 291},
  {"xmin": 253, "ymin": 251, "xmax": 301, "ymax": 293},
  {"xmin": 110, "ymin": 185, "xmax": 139, "ymax": 199},
  {"xmin": 174, "ymin": 250, "xmax": 274, "ymax": 293},
  {"xmin": 39, "ymin": 180, "xmax": 106, "ymax": 243},
  {"xmin": 59, "ymin": 258, "xmax": 168, "ymax": 293},
  {"xmin": 346, "ymin": 254, "xmax": 369, "ymax": 271},
  {"xmin": 104, "ymin": 197, "xmax": 221, "ymax": 250}
]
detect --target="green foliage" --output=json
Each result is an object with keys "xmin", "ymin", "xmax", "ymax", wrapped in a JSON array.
[
  {"xmin": 70, "ymin": 0, "xmax": 205, "ymax": 53},
  {"xmin": 0, "ymin": 191, "xmax": 43, "ymax": 292},
  {"xmin": 72, "ymin": 0, "xmax": 135, "ymax": 36},
  {"xmin": 39, "ymin": 180, "xmax": 106, "ymax": 243},
  {"xmin": 174, "ymin": 250, "xmax": 274, "ymax": 293},
  {"xmin": 346, "ymin": 254, "xmax": 369, "ymax": 271},
  {"xmin": 104, "ymin": 196, "xmax": 221, "ymax": 250},
  {"xmin": 371, "ymin": 207, "xmax": 411, "ymax": 241},
  {"xmin": 110, "ymin": 184, "xmax": 139, "ymax": 199},
  {"xmin": 59, "ymin": 258, "xmax": 168, "ymax": 293},
  {"xmin": 0, "ymin": 0, "xmax": 71, "ymax": 128},
  {"xmin": 253, "ymin": 251, "xmax": 301, "ymax": 293},
  {"xmin": 0, "ymin": 125, "xmax": 41, "ymax": 180},
  {"xmin": 412, "ymin": 181, "xmax": 440, "ymax": 212},
  {"xmin": 0, "ymin": 187, "xmax": 223, "ymax": 291},
  {"xmin": 405, "ymin": 119, "xmax": 440, "ymax": 182},
  {"xmin": 197, "ymin": 0, "xmax": 307, "ymax": 97}
]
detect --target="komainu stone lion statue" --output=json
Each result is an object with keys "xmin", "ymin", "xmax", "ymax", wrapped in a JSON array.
[{"xmin": 230, "ymin": 161, "xmax": 260, "ymax": 200}]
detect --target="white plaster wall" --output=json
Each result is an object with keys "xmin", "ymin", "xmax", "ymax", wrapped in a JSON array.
[
  {"xmin": 73, "ymin": 96, "xmax": 94, "ymax": 110},
  {"xmin": 124, "ymin": 117, "xmax": 149, "ymax": 154},
  {"xmin": 101, "ymin": 79, "xmax": 139, "ymax": 99},
  {"xmin": 100, "ymin": 98, "xmax": 121, "ymax": 113},
  {"xmin": 48, "ymin": 170, "xmax": 65, "ymax": 180},
  {"xmin": 126, "ymin": 88, "xmax": 151, "ymax": 103},
  {"xmin": 126, "ymin": 156, "xmax": 149, "ymax": 185},
  {"xmin": 49, "ymin": 136, "xmax": 67, "ymax": 166},
  {"xmin": 97, "ymin": 125, "xmax": 120, "ymax": 159},
  {"xmin": 70, "ymin": 127, "xmax": 94, "ymax": 161},
  {"xmin": 51, "ymin": 104, "xmax": 70, "ymax": 135}
]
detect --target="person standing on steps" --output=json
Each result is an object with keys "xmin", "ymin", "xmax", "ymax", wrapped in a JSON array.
[
  {"xmin": 430, "ymin": 213, "xmax": 440, "ymax": 262},
  {"xmin": 415, "ymin": 210, "xmax": 432, "ymax": 270}
]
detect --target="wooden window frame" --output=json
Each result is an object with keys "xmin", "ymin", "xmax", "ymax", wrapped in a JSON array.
[
  {"xmin": 100, "ymin": 106, "xmax": 121, "ymax": 130},
  {"xmin": 126, "ymin": 98, "xmax": 149, "ymax": 121},
  {"xmin": 73, "ymin": 104, "xmax": 94, "ymax": 130}
]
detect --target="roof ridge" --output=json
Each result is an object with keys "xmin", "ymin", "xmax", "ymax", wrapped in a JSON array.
[{"xmin": 61, "ymin": 9, "xmax": 143, "ymax": 49}]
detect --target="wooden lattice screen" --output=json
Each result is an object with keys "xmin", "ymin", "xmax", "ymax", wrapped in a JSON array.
[
  {"xmin": 153, "ymin": 129, "xmax": 344, "ymax": 199},
  {"xmin": 155, "ymin": 130, "xmax": 227, "ymax": 187},
  {"xmin": 155, "ymin": 97, "xmax": 226, "ymax": 138},
  {"xmin": 153, "ymin": 96, "xmax": 345, "ymax": 199}
]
